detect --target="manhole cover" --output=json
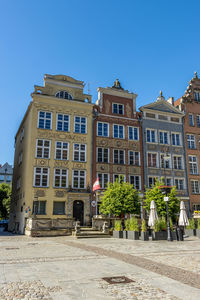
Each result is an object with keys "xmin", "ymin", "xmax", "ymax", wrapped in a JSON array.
[
  {"xmin": 102, "ymin": 276, "xmax": 134, "ymax": 284},
  {"xmin": 5, "ymin": 248, "xmax": 19, "ymax": 250}
]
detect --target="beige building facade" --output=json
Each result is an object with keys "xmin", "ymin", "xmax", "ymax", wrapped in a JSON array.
[{"xmin": 9, "ymin": 74, "xmax": 93, "ymax": 234}]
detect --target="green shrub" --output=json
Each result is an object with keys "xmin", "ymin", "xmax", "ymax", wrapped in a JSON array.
[
  {"xmin": 160, "ymin": 217, "xmax": 167, "ymax": 231},
  {"xmin": 186, "ymin": 219, "xmax": 195, "ymax": 230},
  {"xmin": 141, "ymin": 219, "xmax": 147, "ymax": 232},
  {"xmin": 154, "ymin": 219, "xmax": 160, "ymax": 232},
  {"xmin": 198, "ymin": 218, "xmax": 200, "ymax": 230},
  {"xmin": 169, "ymin": 218, "xmax": 174, "ymax": 231},
  {"xmin": 125, "ymin": 219, "xmax": 130, "ymax": 231},
  {"xmin": 114, "ymin": 220, "xmax": 122, "ymax": 231},
  {"xmin": 129, "ymin": 217, "xmax": 139, "ymax": 231}
]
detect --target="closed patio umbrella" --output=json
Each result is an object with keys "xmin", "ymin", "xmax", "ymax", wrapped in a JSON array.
[
  {"xmin": 148, "ymin": 200, "xmax": 158, "ymax": 227},
  {"xmin": 178, "ymin": 201, "xmax": 189, "ymax": 226}
]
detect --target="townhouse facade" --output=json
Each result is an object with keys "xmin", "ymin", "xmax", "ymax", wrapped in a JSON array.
[
  {"xmin": 0, "ymin": 163, "xmax": 13, "ymax": 185},
  {"xmin": 92, "ymin": 80, "xmax": 144, "ymax": 215},
  {"xmin": 175, "ymin": 72, "xmax": 200, "ymax": 211},
  {"xmin": 140, "ymin": 92, "xmax": 190, "ymax": 212},
  {"xmin": 9, "ymin": 74, "xmax": 93, "ymax": 234}
]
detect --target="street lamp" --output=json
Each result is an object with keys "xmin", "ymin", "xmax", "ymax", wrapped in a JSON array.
[{"xmin": 159, "ymin": 186, "xmax": 173, "ymax": 241}]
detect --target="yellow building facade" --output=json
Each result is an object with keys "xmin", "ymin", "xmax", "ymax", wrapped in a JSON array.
[{"xmin": 9, "ymin": 74, "xmax": 93, "ymax": 235}]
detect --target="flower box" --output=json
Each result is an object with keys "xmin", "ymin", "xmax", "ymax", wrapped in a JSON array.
[
  {"xmin": 127, "ymin": 231, "xmax": 139, "ymax": 240},
  {"xmin": 152, "ymin": 231, "xmax": 167, "ymax": 240},
  {"xmin": 113, "ymin": 230, "xmax": 123, "ymax": 238},
  {"xmin": 141, "ymin": 231, "xmax": 149, "ymax": 241}
]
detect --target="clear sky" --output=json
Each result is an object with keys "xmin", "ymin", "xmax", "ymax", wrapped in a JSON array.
[{"xmin": 1, "ymin": 0, "xmax": 200, "ymax": 165}]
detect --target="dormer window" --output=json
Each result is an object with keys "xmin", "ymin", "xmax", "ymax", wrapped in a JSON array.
[
  {"xmin": 112, "ymin": 103, "xmax": 124, "ymax": 115},
  {"xmin": 55, "ymin": 91, "xmax": 73, "ymax": 100}
]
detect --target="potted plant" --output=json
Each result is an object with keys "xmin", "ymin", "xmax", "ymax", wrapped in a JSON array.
[
  {"xmin": 152, "ymin": 218, "xmax": 167, "ymax": 240},
  {"xmin": 113, "ymin": 220, "xmax": 123, "ymax": 238},
  {"xmin": 123, "ymin": 219, "xmax": 130, "ymax": 239},
  {"xmin": 127, "ymin": 217, "xmax": 139, "ymax": 240},
  {"xmin": 141, "ymin": 219, "xmax": 149, "ymax": 241},
  {"xmin": 196, "ymin": 218, "xmax": 200, "ymax": 238},
  {"xmin": 185, "ymin": 219, "xmax": 196, "ymax": 236}
]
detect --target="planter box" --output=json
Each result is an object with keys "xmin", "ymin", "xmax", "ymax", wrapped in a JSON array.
[
  {"xmin": 123, "ymin": 230, "xmax": 128, "ymax": 239},
  {"xmin": 141, "ymin": 231, "xmax": 149, "ymax": 241},
  {"xmin": 152, "ymin": 231, "xmax": 167, "ymax": 240},
  {"xmin": 127, "ymin": 231, "xmax": 139, "ymax": 240},
  {"xmin": 171, "ymin": 231, "xmax": 178, "ymax": 241},
  {"xmin": 185, "ymin": 229, "xmax": 196, "ymax": 236},
  {"xmin": 113, "ymin": 231, "xmax": 123, "ymax": 238},
  {"xmin": 196, "ymin": 229, "xmax": 200, "ymax": 238}
]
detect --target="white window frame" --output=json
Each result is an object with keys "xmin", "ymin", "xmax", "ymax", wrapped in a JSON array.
[
  {"xmin": 53, "ymin": 168, "xmax": 68, "ymax": 188},
  {"xmin": 113, "ymin": 149, "xmax": 125, "ymax": 164},
  {"xmin": 96, "ymin": 147, "xmax": 109, "ymax": 163},
  {"xmin": 56, "ymin": 113, "xmax": 70, "ymax": 132},
  {"xmin": 189, "ymin": 114, "xmax": 194, "ymax": 126},
  {"xmin": 174, "ymin": 178, "xmax": 185, "ymax": 190},
  {"xmin": 148, "ymin": 176, "xmax": 157, "ymax": 187},
  {"xmin": 159, "ymin": 130, "xmax": 169, "ymax": 145},
  {"xmin": 147, "ymin": 152, "xmax": 158, "ymax": 168},
  {"xmin": 189, "ymin": 155, "xmax": 198, "ymax": 175},
  {"xmin": 97, "ymin": 173, "xmax": 110, "ymax": 189},
  {"xmin": 173, "ymin": 155, "xmax": 183, "ymax": 170},
  {"xmin": 18, "ymin": 151, "xmax": 23, "ymax": 165},
  {"xmin": 35, "ymin": 139, "xmax": 51, "ymax": 159},
  {"xmin": 187, "ymin": 134, "xmax": 196, "ymax": 149},
  {"xmin": 164, "ymin": 177, "xmax": 173, "ymax": 187},
  {"xmin": 128, "ymin": 126, "xmax": 139, "ymax": 141},
  {"xmin": 113, "ymin": 124, "xmax": 125, "ymax": 139},
  {"xmin": 73, "ymin": 143, "xmax": 86, "ymax": 162},
  {"xmin": 38, "ymin": 111, "xmax": 52, "ymax": 130},
  {"xmin": 171, "ymin": 132, "xmax": 181, "ymax": 146},
  {"xmin": 160, "ymin": 153, "xmax": 171, "ymax": 169},
  {"xmin": 33, "ymin": 167, "xmax": 49, "ymax": 187},
  {"xmin": 128, "ymin": 151, "xmax": 140, "ymax": 166},
  {"xmin": 191, "ymin": 180, "xmax": 200, "ymax": 194},
  {"xmin": 74, "ymin": 116, "xmax": 87, "ymax": 134},
  {"xmin": 55, "ymin": 91, "xmax": 73, "ymax": 100},
  {"xmin": 146, "ymin": 129, "xmax": 157, "ymax": 143},
  {"xmin": 197, "ymin": 115, "xmax": 200, "ymax": 127},
  {"xmin": 194, "ymin": 91, "xmax": 200, "ymax": 101},
  {"xmin": 97, "ymin": 122, "xmax": 109, "ymax": 137},
  {"xmin": 113, "ymin": 174, "xmax": 126, "ymax": 182},
  {"xmin": 72, "ymin": 170, "xmax": 86, "ymax": 189},
  {"xmin": 112, "ymin": 103, "xmax": 124, "ymax": 115},
  {"xmin": 129, "ymin": 175, "xmax": 141, "ymax": 190},
  {"xmin": 55, "ymin": 141, "xmax": 69, "ymax": 160}
]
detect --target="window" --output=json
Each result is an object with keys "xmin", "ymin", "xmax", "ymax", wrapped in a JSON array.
[
  {"xmin": 128, "ymin": 151, "xmax": 140, "ymax": 166},
  {"xmin": 175, "ymin": 179, "xmax": 184, "ymax": 190},
  {"xmin": 172, "ymin": 133, "xmax": 181, "ymax": 146},
  {"xmin": 18, "ymin": 151, "xmax": 23, "ymax": 165},
  {"xmin": 194, "ymin": 91, "xmax": 200, "ymax": 101},
  {"xmin": 147, "ymin": 153, "xmax": 157, "ymax": 167},
  {"xmin": 193, "ymin": 204, "xmax": 200, "ymax": 211},
  {"xmin": 189, "ymin": 156, "xmax": 198, "ymax": 174},
  {"xmin": 6, "ymin": 175, "xmax": 12, "ymax": 182},
  {"xmin": 54, "ymin": 169, "xmax": 68, "ymax": 188},
  {"xmin": 55, "ymin": 142, "xmax": 69, "ymax": 160},
  {"xmin": 113, "ymin": 174, "xmax": 126, "ymax": 182},
  {"xmin": 146, "ymin": 129, "xmax": 156, "ymax": 143},
  {"xmin": 159, "ymin": 131, "xmax": 169, "ymax": 144},
  {"xmin": 112, "ymin": 103, "xmax": 124, "ymax": 115},
  {"xmin": 113, "ymin": 124, "xmax": 124, "ymax": 139},
  {"xmin": 160, "ymin": 154, "xmax": 171, "ymax": 169},
  {"xmin": 97, "ymin": 122, "xmax": 109, "ymax": 137},
  {"xmin": 56, "ymin": 114, "xmax": 70, "ymax": 132},
  {"xmin": 189, "ymin": 114, "xmax": 194, "ymax": 126},
  {"xmin": 128, "ymin": 127, "xmax": 139, "ymax": 140},
  {"xmin": 72, "ymin": 170, "xmax": 86, "ymax": 189},
  {"xmin": 97, "ymin": 148, "xmax": 109, "ymax": 163},
  {"xmin": 73, "ymin": 144, "xmax": 86, "ymax": 162},
  {"xmin": 53, "ymin": 202, "xmax": 65, "ymax": 215},
  {"xmin": 197, "ymin": 115, "xmax": 200, "ymax": 127},
  {"xmin": 148, "ymin": 177, "xmax": 157, "ymax": 187},
  {"xmin": 191, "ymin": 180, "xmax": 199, "ymax": 194},
  {"xmin": 38, "ymin": 111, "xmax": 52, "ymax": 129},
  {"xmin": 74, "ymin": 116, "xmax": 87, "ymax": 134},
  {"xmin": 55, "ymin": 91, "xmax": 72, "ymax": 100},
  {"xmin": 36, "ymin": 140, "xmax": 51, "ymax": 159},
  {"xmin": 16, "ymin": 177, "xmax": 21, "ymax": 189},
  {"xmin": 173, "ymin": 156, "xmax": 183, "ymax": 170},
  {"xmin": 33, "ymin": 201, "xmax": 46, "ymax": 215},
  {"xmin": 20, "ymin": 128, "xmax": 24, "ymax": 142},
  {"xmin": 165, "ymin": 178, "xmax": 172, "ymax": 186},
  {"xmin": 34, "ymin": 167, "xmax": 49, "ymax": 187},
  {"xmin": 129, "ymin": 175, "xmax": 141, "ymax": 190},
  {"xmin": 98, "ymin": 173, "xmax": 109, "ymax": 188},
  {"xmin": 187, "ymin": 135, "xmax": 196, "ymax": 149},
  {"xmin": 113, "ymin": 149, "xmax": 125, "ymax": 164},
  {"xmin": 0, "ymin": 175, "xmax": 4, "ymax": 181}
]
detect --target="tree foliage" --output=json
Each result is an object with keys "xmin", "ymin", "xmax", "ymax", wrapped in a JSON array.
[
  {"xmin": 99, "ymin": 179, "xmax": 140, "ymax": 216},
  {"xmin": 144, "ymin": 178, "xmax": 179, "ymax": 221},
  {"xmin": 0, "ymin": 183, "xmax": 11, "ymax": 219}
]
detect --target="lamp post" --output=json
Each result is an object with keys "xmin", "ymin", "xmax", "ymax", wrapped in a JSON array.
[{"xmin": 164, "ymin": 195, "xmax": 173, "ymax": 242}]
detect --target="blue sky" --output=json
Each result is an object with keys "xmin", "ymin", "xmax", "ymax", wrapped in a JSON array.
[{"xmin": 1, "ymin": 0, "xmax": 200, "ymax": 165}]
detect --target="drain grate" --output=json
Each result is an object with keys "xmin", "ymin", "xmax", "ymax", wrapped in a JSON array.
[
  {"xmin": 5, "ymin": 247, "xmax": 19, "ymax": 250},
  {"xmin": 102, "ymin": 276, "xmax": 134, "ymax": 284}
]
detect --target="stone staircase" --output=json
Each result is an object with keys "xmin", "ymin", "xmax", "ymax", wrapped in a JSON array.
[{"xmin": 72, "ymin": 226, "xmax": 111, "ymax": 239}]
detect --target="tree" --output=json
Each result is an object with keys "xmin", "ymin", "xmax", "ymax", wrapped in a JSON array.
[
  {"xmin": 144, "ymin": 178, "xmax": 179, "ymax": 221},
  {"xmin": 0, "ymin": 183, "xmax": 11, "ymax": 219},
  {"xmin": 99, "ymin": 178, "xmax": 140, "ymax": 216}
]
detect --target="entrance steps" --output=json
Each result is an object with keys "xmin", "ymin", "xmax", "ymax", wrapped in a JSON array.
[{"xmin": 72, "ymin": 226, "xmax": 111, "ymax": 239}]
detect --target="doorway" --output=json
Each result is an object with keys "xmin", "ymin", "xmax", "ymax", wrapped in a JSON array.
[{"xmin": 73, "ymin": 200, "xmax": 84, "ymax": 226}]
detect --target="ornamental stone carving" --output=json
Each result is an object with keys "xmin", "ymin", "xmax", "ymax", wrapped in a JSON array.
[
  {"xmin": 128, "ymin": 166, "xmax": 141, "ymax": 174},
  {"xmin": 126, "ymin": 103, "xmax": 132, "ymax": 118},
  {"xmin": 149, "ymin": 169, "xmax": 158, "ymax": 175},
  {"xmin": 54, "ymin": 161, "xmax": 69, "ymax": 167},
  {"xmin": 73, "ymin": 163, "xmax": 86, "ymax": 169},
  {"xmin": 96, "ymin": 164, "xmax": 109, "ymax": 172},
  {"xmin": 55, "ymin": 190, "xmax": 65, "ymax": 197},
  {"xmin": 37, "ymin": 131, "xmax": 87, "ymax": 142},
  {"xmin": 113, "ymin": 165, "xmax": 126, "ymax": 173},
  {"xmin": 105, "ymin": 100, "xmax": 111, "ymax": 114},
  {"xmin": 35, "ymin": 159, "xmax": 49, "ymax": 166},
  {"xmin": 35, "ymin": 190, "xmax": 45, "ymax": 197},
  {"xmin": 147, "ymin": 144, "xmax": 157, "ymax": 151}
]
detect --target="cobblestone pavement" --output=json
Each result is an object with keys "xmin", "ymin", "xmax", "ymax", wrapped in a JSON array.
[{"xmin": 0, "ymin": 232, "xmax": 200, "ymax": 299}]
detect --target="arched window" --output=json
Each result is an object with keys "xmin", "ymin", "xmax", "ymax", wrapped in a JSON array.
[{"xmin": 55, "ymin": 91, "xmax": 73, "ymax": 100}]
